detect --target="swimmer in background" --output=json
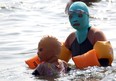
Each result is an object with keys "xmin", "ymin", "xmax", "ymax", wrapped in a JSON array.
[
  {"xmin": 64, "ymin": 2, "xmax": 109, "ymax": 66},
  {"xmin": 65, "ymin": 0, "xmax": 96, "ymax": 14},
  {"xmin": 65, "ymin": 0, "xmax": 79, "ymax": 14},
  {"xmin": 32, "ymin": 36, "xmax": 68, "ymax": 76}
]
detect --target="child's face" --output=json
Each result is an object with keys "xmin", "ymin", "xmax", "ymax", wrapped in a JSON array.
[
  {"xmin": 37, "ymin": 36, "xmax": 61, "ymax": 62},
  {"xmin": 37, "ymin": 45, "xmax": 47, "ymax": 62},
  {"xmin": 37, "ymin": 41, "xmax": 59, "ymax": 62}
]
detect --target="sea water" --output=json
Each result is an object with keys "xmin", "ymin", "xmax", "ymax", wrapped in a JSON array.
[{"xmin": 0, "ymin": 0, "xmax": 116, "ymax": 81}]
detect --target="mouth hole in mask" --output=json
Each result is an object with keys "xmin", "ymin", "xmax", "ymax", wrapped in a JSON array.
[{"xmin": 73, "ymin": 23, "xmax": 80, "ymax": 26}]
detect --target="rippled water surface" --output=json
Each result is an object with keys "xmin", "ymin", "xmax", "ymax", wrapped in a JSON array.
[{"xmin": 0, "ymin": 0, "xmax": 116, "ymax": 81}]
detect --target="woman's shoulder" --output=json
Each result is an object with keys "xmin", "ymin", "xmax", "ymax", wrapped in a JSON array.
[
  {"xmin": 90, "ymin": 27, "xmax": 106, "ymax": 37},
  {"xmin": 90, "ymin": 27, "xmax": 102, "ymax": 33},
  {"xmin": 69, "ymin": 32, "xmax": 75, "ymax": 37},
  {"xmin": 65, "ymin": 32, "xmax": 76, "ymax": 48},
  {"xmin": 89, "ymin": 27, "xmax": 107, "ymax": 44}
]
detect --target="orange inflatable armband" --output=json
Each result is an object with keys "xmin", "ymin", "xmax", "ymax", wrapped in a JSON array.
[
  {"xmin": 72, "ymin": 49, "xmax": 100, "ymax": 69},
  {"xmin": 25, "ymin": 55, "xmax": 41, "ymax": 69},
  {"xmin": 93, "ymin": 41, "xmax": 114, "ymax": 65},
  {"xmin": 58, "ymin": 43, "xmax": 71, "ymax": 62},
  {"xmin": 25, "ymin": 43, "xmax": 71, "ymax": 69}
]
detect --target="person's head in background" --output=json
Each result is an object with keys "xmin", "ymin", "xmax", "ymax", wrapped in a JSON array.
[
  {"xmin": 70, "ymin": 0, "xmax": 96, "ymax": 4},
  {"xmin": 65, "ymin": 0, "xmax": 95, "ymax": 14}
]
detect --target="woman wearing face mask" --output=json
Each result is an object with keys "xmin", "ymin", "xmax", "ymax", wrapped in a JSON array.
[{"xmin": 64, "ymin": 2, "xmax": 109, "ymax": 66}]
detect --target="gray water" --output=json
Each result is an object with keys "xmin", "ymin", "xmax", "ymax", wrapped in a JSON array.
[{"xmin": 0, "ymin": 0, "xmax": 116, "ymax": 81}]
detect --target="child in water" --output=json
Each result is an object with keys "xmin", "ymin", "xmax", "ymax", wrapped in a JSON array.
[
  {"xmin": 64, "ymin": 2, "xmax": 109, "ymax": 66},
  {"xmin": 32, "ymin": 36, "xmax": 68, "ymax": 76}
]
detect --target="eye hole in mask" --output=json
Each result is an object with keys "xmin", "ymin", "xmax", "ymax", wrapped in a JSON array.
[
  {"xmin": 78, "ymin": 14, "xmax": 83, "ymax": 18},
  {"xmin": 69, "ymin": 13, "xmax": 83, "ymax": 19},
  {"xmin": 68, "ymin": 9, "xmax": 89, "ymax": 18}
]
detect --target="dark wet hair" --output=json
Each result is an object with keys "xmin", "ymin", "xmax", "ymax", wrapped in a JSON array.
[{"xmin": 72, "ymin": 0, "xmax": 101, "ymax": 2}]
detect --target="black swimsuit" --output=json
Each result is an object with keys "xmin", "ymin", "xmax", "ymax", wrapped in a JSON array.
[
  {"xmin": 69, "ymin": 27, "xmax": 93, "ymax": 57},
  {"xmin": 69, "ymin": 37, "xmax": 93, "ymax": 57},
  {"xmin": 69, "ymin": 28, "xmax": 109, "ymax": 66}
]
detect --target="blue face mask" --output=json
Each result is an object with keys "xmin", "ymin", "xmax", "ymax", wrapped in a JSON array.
[{"xmin": 68, "ymin": 2, "xmax": 91, "ymax": 44}]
